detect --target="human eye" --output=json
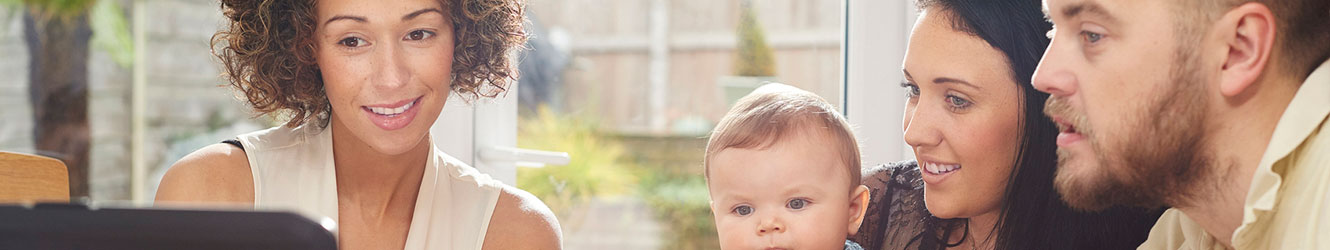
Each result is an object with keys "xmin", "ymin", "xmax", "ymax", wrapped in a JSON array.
[
  {"xmin": 1078, "ymin": 23, "xmax": 1109, "ymax": 48},
  {"xmin": 1080, "ymin": 30, "xmax": 1103, "ymax": 44},
  {"xmin": 337, "ymin": 36, "xmax": 369, "ymax": 48},
  {"xmin": 731, "ymin": 205, "xmax": 754, "ymax": 216},
  {"xmin": 945, "ymin": 94, "xmax": 972, "ymax": 111},
  {"xmin": 786, "ymin": 198, "xmax": 810, "ymax": 210},
  {"xmin": 404, "ymin": 29, "xmax": 436, "ymax": 41},
  {"xmin": 900, "ymin": 81, "xmax": 920, "ymax": 98}
]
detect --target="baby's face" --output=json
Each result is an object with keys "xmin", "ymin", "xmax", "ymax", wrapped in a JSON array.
[{"xmin": 707, "ymin": 132, "xmax": 865, "ymax": 250}]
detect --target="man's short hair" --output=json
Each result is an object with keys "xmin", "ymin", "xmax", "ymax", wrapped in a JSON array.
[
  {"xmin": 1182, "ymin": 0, "xmax": 1330, "ymax": 75},
  {"xmin": 703, "ymin": 83, "xmax": 862, "ymax": 188}
]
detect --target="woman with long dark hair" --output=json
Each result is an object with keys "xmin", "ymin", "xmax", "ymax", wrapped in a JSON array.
[{"xmin": 851, "ymin": 0, "xmax": 1163, "ymax": 249}]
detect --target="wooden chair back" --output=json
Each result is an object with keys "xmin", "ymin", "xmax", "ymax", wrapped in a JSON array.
[{"xmin": 0, "ymin": 151, "xmax": 70, "ymax": 203}]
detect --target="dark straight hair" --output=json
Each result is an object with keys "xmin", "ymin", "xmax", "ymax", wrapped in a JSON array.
[{"xmin": 911, "ymin": 0, "xmax": 1164, "ymax": 249}]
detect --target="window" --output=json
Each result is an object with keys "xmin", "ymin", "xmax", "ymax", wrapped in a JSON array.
[
  {"xmin": 499, "ymin": 0, "xmax": 853, "ymax": 248},
  {"xmin": 0, "ymin": 0, "xmax": 917, "ymax": 248}
]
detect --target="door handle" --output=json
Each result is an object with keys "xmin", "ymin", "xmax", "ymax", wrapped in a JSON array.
[{"xmin": 478, "ymin": 146, "xmax": 571, "ymax": 168}]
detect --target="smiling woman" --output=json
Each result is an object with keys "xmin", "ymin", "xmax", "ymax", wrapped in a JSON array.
[{"xmin": 153, "ymin": 0, "xmax": 561, "ymax": 250}]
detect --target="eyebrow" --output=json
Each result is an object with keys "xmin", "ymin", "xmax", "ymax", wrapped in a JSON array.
[
  {"xmin": 903, "ymin": 69, "xmax": 983, "ymax": 90},
  {"xmin": 713, "ymin": 194, "xmax": 746, "ymax": 206},
  {"xmin": 324, "ymin": 15, "xmax": 367, "ymax": 26},
  {"xmin": 402, "ymin": 8, "xmax": 444, "ymax": 21},
  {"xmin": 322, "ymin": 8, "xmax": 445, "ymax": 26},
  {"xmin": 1061, "ymin": 1, "xmax": 1119, "ymax": 24},
  {"xmin": 783, "ymin": 184, "xmax": 823, "ymax": 197}
]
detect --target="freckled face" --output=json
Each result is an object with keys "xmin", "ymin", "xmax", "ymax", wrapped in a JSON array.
[
  {"xmin": 315, "ymin": 0, "xmax": 454, "ymax": 155},
  {"xmin": 708, "ymin": 130, "xmax": 860, "ymax": 250},
  {"xmin": 900, "ymin": 8, "xmax": 1024, "ymax": 219}
]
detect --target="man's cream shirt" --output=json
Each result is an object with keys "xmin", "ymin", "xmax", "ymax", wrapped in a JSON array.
[{"xmin": 1138, "ymin": 60, "xmax": 1330, "ymax": 250}]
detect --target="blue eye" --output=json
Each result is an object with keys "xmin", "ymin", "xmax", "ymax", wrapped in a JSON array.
[
  {"xmin": 732, "ymin": 205, "xmax": 753, "ymax": 216},
  {"xmin": 787, "ymin": 198, "xmax": 808, "ymax": 210},
  {"xmin": 945, "ymin": 95, "xmax": 971, "ymax": 110},
  {"xmin": 1081, "ymin": 31, "xmax": 1103, "ymax": 44},
  {"xmin": 901, "ymin": 82, "xmax": 920, "ymax": 98}
]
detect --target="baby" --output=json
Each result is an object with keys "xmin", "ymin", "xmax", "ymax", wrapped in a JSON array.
[{"xmin": 704, "ymin": 83, "xmax": 869, "ymax": 250}]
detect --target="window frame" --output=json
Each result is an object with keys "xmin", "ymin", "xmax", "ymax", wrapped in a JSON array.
[{"xmin": 843, "ymin": 0, "xmax": 917, "ymax": 166}]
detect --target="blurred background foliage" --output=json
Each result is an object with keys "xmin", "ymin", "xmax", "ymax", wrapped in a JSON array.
[
  {"xmin": 639, "ymin": 168, "xmax": 719, "ymax": 250},
  {"xmin": 517, "ymin": 105, "xmax": 640, "ymax": 220},
  {"xmin": 733, "ymin": 0, "xmax": 774, "ymax": 77},
  {"xmin": 1, "ymin": 0, "xmax": 131, "ymax": 198},
  {"xmin": 1, "ymin": 0, "xmax": 132, "ymax": 65},
  {"xmin": 517, "ymin": 104, "xmax": 719, "ymax": 248}
]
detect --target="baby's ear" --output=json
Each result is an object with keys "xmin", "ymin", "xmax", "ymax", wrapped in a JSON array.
[{"xmin": 847, "ymin": 185, "xmax": 871, "ymax": 236}]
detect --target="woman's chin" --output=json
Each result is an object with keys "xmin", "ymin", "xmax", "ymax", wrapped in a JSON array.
[
  {"xmin": 363, "ymin": 132, "xmax": 430, "ymax": 156},
  {"xmin": 336, "ymin": 120, "xmax": 431, "ymax": 156},
  {"xmin": 921, "ymin": 194, "xmax": 964, "ymax": 219}
]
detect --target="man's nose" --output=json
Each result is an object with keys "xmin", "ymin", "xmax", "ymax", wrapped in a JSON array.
[{"xmin": 1032, "ymin": 38, "xmax": 1078, "ymax": 97}]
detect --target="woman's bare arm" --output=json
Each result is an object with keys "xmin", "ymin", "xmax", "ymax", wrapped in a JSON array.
[
  {"xmin": 482, "ymin": 185, "xmax": 562, "ymax": 250},
  {"xmin": 155, "ymin": 143, "xmax": 255, "ymax": 204}
]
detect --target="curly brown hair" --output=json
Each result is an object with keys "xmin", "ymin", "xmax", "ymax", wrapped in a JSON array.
[{"xmin": 212, "ymin": 0, "xmax": 529, "ymax": 127}]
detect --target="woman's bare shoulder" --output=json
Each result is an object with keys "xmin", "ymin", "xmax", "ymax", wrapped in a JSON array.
[
  {"xmin": 154, "ymin": 143, "xmax": 255, "ymax": 204},
  {"xmin": 482, "ymin": 185, "xmax": 562, "ymax": 250}
]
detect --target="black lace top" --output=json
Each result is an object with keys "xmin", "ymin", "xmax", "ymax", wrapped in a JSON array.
[
  {"xmin": 852, "ymin": 160, "xmax": 943, "ymax": 250},
  {"xmin": 851, "ymin": 160, "xmax": 1164, "ymax": 250}
]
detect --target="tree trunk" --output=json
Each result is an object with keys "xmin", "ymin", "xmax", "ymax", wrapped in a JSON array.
[{"xmin": 24, "ymin": 12, "xmax": 92, "ymax": 199}]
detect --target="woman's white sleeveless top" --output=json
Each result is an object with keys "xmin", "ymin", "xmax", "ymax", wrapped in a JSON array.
[{"xmin": 233, "ymin": 124, "xmax": 503, "ymax": 250}]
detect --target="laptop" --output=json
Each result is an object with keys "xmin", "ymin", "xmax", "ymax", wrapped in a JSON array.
[{"xmin": 0, "ymin": 203, "xmax": 337, "ymax": 250}]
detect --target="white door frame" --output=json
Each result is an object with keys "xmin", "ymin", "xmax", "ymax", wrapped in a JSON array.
[
  {"xmin": 432, "ymin": 84, "xmax": 568, "ymax": 185},
  {"xmin": 843, "ymin": 0, "xmax": 917, "ymax": 166}
]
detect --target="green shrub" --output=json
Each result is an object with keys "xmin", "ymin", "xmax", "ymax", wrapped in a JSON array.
[
  {"xmin": 640, "ymin": 169, "xmax": 720, "ymax": 250},
  {"xmin": 516, "ymin": 106, "xmax": 639, "ymax": 221},
  {"xmin": 517, "ymin": 105, "xmax": 721, "ymax": 248},
  {"xmin": 734, "ymin": 0, "xmax": 776, "ymax": 77}
]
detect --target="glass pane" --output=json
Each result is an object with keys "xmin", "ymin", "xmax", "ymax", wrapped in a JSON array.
[
  {"xmin": 0, "ymin": 0, "xmax": 849, "ymax": 247},
  {"xmin": 514, "ymin": 0, "xmax": 844, "ymax": 248},
  {"xmin": 0, "ymin": 1, "xmax": 265, "ymax": 201}
]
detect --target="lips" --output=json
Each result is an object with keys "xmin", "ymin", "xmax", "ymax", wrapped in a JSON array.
[
  {"xmin": 1044, "ymin": 98, "xmax": 1087, "ymax": 147},
  {"xmin": 1053, "ymin": 117, "xmax": 1086, "ymax": 146},
  {"xmin": 921, "ymin": 161, "xmax": 961, "ymax": 175},
  {"xmin": 368, "ymin": 100, "xmax": 414, "ymax": 116},
  {"xmin": 918, "ymin": 158, "xmax": 961, "ymax": 185},
  {"xmin": 361, "ymin": 96, "xmax": 423, "ymax": 131}
]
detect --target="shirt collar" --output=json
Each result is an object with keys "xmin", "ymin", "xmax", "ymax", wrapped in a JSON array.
[{"xmin": 1238, "ymin": 59, "xmax": 1330, "ymax": 233}]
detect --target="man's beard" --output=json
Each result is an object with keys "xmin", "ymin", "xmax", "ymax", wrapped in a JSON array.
[{"xmin": 1048, "ymin": 48, "xmax": 1213, "ymax": 211}]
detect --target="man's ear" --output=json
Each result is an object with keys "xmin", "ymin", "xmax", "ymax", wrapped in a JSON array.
[
  {"xmin": 1215, "ymin": 2, "xmax": 1277, "ymax": 97},
  {"xmin": 847, "ymin": 185, "xmax": 871, "ymax": 236}
]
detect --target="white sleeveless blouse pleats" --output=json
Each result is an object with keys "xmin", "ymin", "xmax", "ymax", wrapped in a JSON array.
[{"xmin": 233, "ymin": 124, "xmax": 503, "ymax": 250}]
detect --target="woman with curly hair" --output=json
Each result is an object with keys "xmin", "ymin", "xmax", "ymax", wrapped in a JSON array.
[{"xmin": 154, "ymin": 0, "xmax": 560, "ymax": 249}]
